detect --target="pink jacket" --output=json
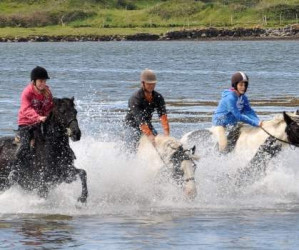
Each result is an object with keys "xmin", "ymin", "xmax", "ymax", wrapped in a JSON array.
[{"xmin": 18, "ymin": 83, "xmax": 53, "ymax": 126}]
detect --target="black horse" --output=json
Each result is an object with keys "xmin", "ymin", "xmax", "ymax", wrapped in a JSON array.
[{"xmin": 0, "ymin": 97, "xmax": 88, "ymax": 203}]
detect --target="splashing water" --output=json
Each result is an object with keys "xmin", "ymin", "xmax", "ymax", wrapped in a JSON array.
[{"xmin": 1, "ymin": 128, "xmax": 299, "ymax": 216}]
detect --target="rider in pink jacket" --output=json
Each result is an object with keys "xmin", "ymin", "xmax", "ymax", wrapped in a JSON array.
[
  {"xmin": 18, "ymin": 82, "xmax": 53, "ymax": 126},
  {"xmin": 15, "ymin": 66, "xmax": 53, "ymax": 171}
]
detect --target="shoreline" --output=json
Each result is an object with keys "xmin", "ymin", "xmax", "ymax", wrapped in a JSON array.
[{"xmin": 1, "ymin": 26, "xmax": 299, "ymax": 42}]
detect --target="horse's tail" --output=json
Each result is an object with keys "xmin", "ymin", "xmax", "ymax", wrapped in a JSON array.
[{"xmin": 0, "ymin": 136, "xmax": 18, "ymax": 170}]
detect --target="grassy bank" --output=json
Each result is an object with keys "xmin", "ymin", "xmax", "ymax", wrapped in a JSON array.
[
  {"xmin": 0, "ymin": 0, "xmax": 298, "ymax": 38},
  {"xmin": 0, "ymin": 26, "xmax": 169, "ymax": 38}
]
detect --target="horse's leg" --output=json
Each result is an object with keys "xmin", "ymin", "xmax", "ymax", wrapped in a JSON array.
[
  {"xmin": 236, "ymin": 136, "xmax": 282, "ymax": 186},
  {"xmin": 0, "ymin": 170, "xmax": 13, "ymax": 191},
  {"xmin": 6, "ymin": 157, "xmax": 20, "ymax": 187},
  {"xmin": 75, "ymin": 168, "xmax": 88, "ymax": 203}
]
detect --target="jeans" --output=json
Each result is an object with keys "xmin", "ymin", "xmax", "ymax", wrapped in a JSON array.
[{"xmin": 14, "ymin": 124, "xmax": 38, "ymax": 170}]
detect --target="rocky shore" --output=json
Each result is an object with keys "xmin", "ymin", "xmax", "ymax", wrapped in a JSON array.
[{"xmin": 1, "ymin": 25, "xmax": 298, "ymax": 42}]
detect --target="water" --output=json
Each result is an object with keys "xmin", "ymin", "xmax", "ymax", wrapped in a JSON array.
[{"xmin": 0, "ymin": 41, "xmax": 299, "ymax": 248}]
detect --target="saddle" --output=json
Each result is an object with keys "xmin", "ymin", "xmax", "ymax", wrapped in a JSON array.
[{"xmin": 13, "ymin": 130, "xmax": 20, "ymax": 145}]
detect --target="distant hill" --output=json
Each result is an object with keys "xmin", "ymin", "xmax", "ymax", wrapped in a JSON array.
[{"xmin": 1, "ymin": 0, "xmax": 298, "ymax": 28}]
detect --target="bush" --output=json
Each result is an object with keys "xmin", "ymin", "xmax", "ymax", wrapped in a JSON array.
[
  {"xmin": 265, "ymin": 4, "xmax": 299, "ymax": 20},
  {"xmin": 50, "ymin": 10, "xmax": 97, "ymax": 25},
  {"xmin": 116, "ymin": 0, "xmax": 137, "ymax": 10},
  {"xmin": 0, "ymin": 10, "xmax": 96, "ymax": 27},
  {"xmin": 0, "ymin": 11, "xmax": 54, "ymax": 27},
  {"xmin": 223, "ymin": 0, "xmax": 260, "ymax": 7},
  {"xmin": 149, "ymin": 0, "xmax": 204, "ymax": 19}
]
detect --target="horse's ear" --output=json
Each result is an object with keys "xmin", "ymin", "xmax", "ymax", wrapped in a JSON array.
[
  {"xmin": 190, "ymin": 145, "xmax": 196, "ymax": 155},
  {"xmin": 283, "ymin": 112, "xmax": 293, "ymax": 125},
  {"xmin": 71, "ymin": 96, "xmax": 75, "ymax": 102},
  {"xmin": 53, "ymin": 98, "xmax": 59, "ymax": 106}
]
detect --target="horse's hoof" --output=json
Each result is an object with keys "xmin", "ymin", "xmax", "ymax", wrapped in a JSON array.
[{"xmin": 77, "ymin": 196, "xmax": 87, "ymax": 203}]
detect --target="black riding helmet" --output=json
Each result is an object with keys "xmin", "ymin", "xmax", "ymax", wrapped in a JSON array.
[
  {"xmin": 231, "ymin": 71, "xmax": 249, "ymax": 92},
  {"xmin": 31, "ymin": 66, "xmax": 50, "ymax": 81}
]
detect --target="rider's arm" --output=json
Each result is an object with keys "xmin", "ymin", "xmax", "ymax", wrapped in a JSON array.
[
  {"xmin": 242, "ymin": 95, "xmax": 259, "ymax": 120},
  {"xmin": 19, "ymin": 87, "xmax": 42, "ymax": 124},
  {"xmin": 160, "ymin": 114, "xmax": 170, "ymax": 136},
  {"xmin": 226, "ymin": 94, "xmax": 259, "ymax": 127},
  {"xmin": 42, "ymin": 86, "xmax": 54, "ymax": 116},
  {"xmin": 128, "ymin": 95, "xmax": 146, "ymax": 126},
  {"xmin": 139, "ymin": 124, "xmax": 155, "ymax": 145},
  {"xmin": 139, "ymin": 123, "xmax": 153, "ymax": 136},
  {"xmin": 156, "ymin": 94, "xmax": 170, "ymax": 136}
]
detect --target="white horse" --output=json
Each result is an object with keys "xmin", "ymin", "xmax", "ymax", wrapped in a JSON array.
[
  {"xmin": 137, "ymin": 135, "xmax": 198, "ymax": 198},
  {"xmin": 181, "ymin": 111, "xmax": 299, "ymax": 185}
]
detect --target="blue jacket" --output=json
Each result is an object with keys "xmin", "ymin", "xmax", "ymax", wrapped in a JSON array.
[{"xmin": 212, "ymin": 89, "xmax": 259, "ymax": 127}]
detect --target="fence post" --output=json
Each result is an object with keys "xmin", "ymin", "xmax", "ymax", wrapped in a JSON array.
[{"xmin": 264, "ymin": 15, "xmax": 267, "ymax": 25}]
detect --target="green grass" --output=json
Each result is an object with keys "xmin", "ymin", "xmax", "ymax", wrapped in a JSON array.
[
  {"xmin": 0, "ymin": 26, "xmax": 171, "ymax": 38},
  {"xmin": 0, "ymin": 0, "xmax": 298, "ymax": 38}
]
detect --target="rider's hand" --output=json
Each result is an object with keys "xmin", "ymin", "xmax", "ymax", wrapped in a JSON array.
[
  {"xmin": 148, "ymin": 134, "xmax": 156, "ymax": 147},
  {"xmin": 259, "ymin": 121, "xmax": 263, "ymax": 127},
  {"xmin": 39, "ymin": 116, "xmax": 47, "ymax": 122},
  {"xmin": 164, "ymin": 130, "xmax": 170, "ymax": 136}
]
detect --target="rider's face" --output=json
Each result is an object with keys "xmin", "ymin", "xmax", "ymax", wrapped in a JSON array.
[
  {"xmin": 35, "ymin": 79, "xmax": 47, "ymax": 91},
  {"xmin": 142, "ymin": 82, "xmax": 156, "ymax": 93},
  {"xmin": 236, "ymin": 81, "xmax": 247, "ymax": 95}
]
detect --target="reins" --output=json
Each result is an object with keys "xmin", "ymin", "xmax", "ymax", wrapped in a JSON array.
[
  {"xmin": 152, "ymin": 144, "xmax": 170, "ymax": 169},
  {"xmin": 67, "ymin": 118, "xmax": 78, "ymax": 128},
  {"xmin": 260, "ymin": 126, "xmax": 299, "ymax": 148},
  {"xmin": 151, "ymin": 142, "xmax": 196, "ymax": 183}
]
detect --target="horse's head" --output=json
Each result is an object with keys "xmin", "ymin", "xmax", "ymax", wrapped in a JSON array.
[
  {"xmin": 52, "ymin": 97, "xmax": 81, "ymax": 141},
  {"xmin": 284, "ymin": 112, "xmax": 299, "ymax": 146},
  {"xmin": 169, "ymin": 144, "xmax": 198, "ymax": 198},
  {"xmin": 155, "ymin": 136, "xmax": 198, "ymax": 199}
]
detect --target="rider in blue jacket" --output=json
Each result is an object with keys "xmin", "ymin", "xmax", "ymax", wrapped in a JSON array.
[{"xmin": 212, "ymin": 71, "xmax": 262, "ymax": 152}]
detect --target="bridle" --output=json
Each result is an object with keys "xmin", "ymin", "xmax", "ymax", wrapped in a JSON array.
[
  {"xmin": 52, "ymin": 108, "xmax": 78, "ymax": 137},
  {"xmin": 261, "ymin": 124, "xmax": 299, "ymax": 148},
  {"xmin": 170, "ymin": 145, "xmax": 197, "ymax": 183},
  {"xmin": 66, "ymin": 118, "xmax": 78, "ymax": 128},
  {"xmin": 153, "ymin": 144, "xmax": 197, "ymax": 183},
  {"xmin": 60, "ymin": 117, "xmax": 79, "ymax": 139}
]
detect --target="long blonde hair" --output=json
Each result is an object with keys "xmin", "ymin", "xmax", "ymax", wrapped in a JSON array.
[{"xmin": 33, "ymin": 82, "xmax": 51, "ymax": 98}]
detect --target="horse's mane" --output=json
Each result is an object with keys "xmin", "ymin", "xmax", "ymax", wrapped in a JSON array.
[
  {"xmin": 240, "ymin": 112, "xmax": 299, "ymax": 134},
  {"xmin": 139, "ymin": 135, "xmax": 181, "ymax": 157},
  {"xmin": 289, "ymin": 112, "xmax": 299, "ymax": 123},
  {"xmin": 155, "ymin": 135, "xmax": 181, "ymax": 150}
]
